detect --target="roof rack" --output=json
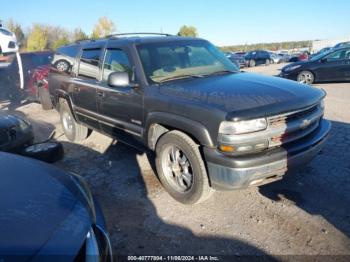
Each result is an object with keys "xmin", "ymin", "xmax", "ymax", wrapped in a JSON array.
[{"xmin": 107, "ymin": 32, "xmax": 173, "ymax": 38}]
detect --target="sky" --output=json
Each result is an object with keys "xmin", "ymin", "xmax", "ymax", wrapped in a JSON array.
[{"xmin": 1, "ymin": 0, "xmax": 349, "ymax": 46}]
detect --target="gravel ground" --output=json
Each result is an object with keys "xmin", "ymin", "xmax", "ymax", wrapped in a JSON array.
[{"xmin": 1, "ymin": 63, "xmax": 349, "ymax": 259}]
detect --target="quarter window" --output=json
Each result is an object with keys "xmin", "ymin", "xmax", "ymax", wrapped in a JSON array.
[
  {"xmin": 78, "ymin": 49, "xmax": 102, "ymax": 79},
  {"xmin": 102, "ymin": 49, "xmax": 132, "ymax": 82}
]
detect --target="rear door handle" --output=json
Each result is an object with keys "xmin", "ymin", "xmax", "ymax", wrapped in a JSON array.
[{"xmin": 97, "ymin": 91, "xmax": 105, "ymax": 97}]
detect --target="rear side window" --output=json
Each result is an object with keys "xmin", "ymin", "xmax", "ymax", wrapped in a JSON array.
[
  {"xmin": 102, "ymin": 49, "xmax": 132, "ymax": 82},
  {"xmin": 78, "ymin": 49, "xmax": 102, "ymax": 79},
  {"xmin": 57, "ymin": 45, "xmax": 80, "ymax": 57}
]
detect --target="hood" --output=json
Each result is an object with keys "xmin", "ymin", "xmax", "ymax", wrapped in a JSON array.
[
  {"xmin": 0, "ymin": 152, "xmax": 92, "ymax": 259},
  {"xmin": 159, "ymin": 72, "xmax": 325, "ymax": 120}
]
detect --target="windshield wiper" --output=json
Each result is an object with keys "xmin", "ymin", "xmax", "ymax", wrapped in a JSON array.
[
  {"xmin": 156, "ymin": 74, "xmax": 204, "ymax": 83},
  {"xmin": 201, "ymin": 70, "xmax": 237, "ymax": 77}
]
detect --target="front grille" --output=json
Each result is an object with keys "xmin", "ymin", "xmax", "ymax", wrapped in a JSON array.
[{"xmin": 267, "ymin": 104, "xmax": 323, "ymax": 148}]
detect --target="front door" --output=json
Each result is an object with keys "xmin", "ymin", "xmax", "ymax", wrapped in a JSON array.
[
  {"xmin": 316, "ymin": 48, "xmax": 350, "ymax": 81},
  {"xmin": 97, "ymin": 47, "xmax": 144, "ymax": 139}
]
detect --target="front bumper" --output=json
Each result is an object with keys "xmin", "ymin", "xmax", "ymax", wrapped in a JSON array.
[
  {"xmin": 204, "ymin": 119, "xmax": 331, "ymax": 190},
  {"xmin": 279, "ymin": 71, "xmax": 298, "ymax": 81}
]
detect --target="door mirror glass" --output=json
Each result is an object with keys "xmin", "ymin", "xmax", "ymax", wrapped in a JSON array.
[{"xmin": 108, "ymin": 71, "xmax": 130, "ymax": 87}]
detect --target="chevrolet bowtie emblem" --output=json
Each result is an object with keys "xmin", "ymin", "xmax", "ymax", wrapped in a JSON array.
[{"xmin": 300, "ymin": 119, "xmax": 311, "ymax": 129}]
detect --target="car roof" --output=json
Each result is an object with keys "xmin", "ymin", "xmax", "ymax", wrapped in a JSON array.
[{"xmin": 68, "ymin": 35, "xmax": 207, "ymax": 49}]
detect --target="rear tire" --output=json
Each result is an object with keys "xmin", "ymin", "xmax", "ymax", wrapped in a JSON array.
[
  {"xmin": 297, "ymin": 71, "xmax": 315, "ymax": 85},
  {"xmin": 155, "ymin": 130, "xmax": 213, "ymax": 204},
  {"xmin": 59, "ymin": 99, "xmax": 89, "ymax": 142},
  {"xmin": 265, "ymin": 59, "xmax": 270, "ymax": 66},
  {"xmin": 249, "ymin": 59, "xmax": 256, "ymax": 67},
  {"xmin": 37, "ymin": 83, "xmax": 53, "ymax": 110}
]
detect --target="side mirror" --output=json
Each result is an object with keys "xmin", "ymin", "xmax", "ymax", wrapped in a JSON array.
[{"xmin": 107, "ymin": 72, "xmax": 130, "ymax": 87}]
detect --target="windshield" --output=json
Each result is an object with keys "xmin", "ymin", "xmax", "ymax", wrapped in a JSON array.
[
  {"xmin": 310, "ymin": 49, "xmax": 333, "ymax": 61},
  {"xmin": 137, "ymin": 40, "xmax": 238, "ymax": 83}
]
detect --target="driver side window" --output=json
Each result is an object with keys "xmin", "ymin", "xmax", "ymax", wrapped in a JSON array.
[{"xmin": 102, "ymin": 49, "xmax": 132, "ymax": 82}]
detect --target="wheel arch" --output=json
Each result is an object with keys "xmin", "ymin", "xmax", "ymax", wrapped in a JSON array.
[
  {"xmin": 146, "ymin": 112, "xmax": 214, "ymax": 151},
  {"xmin": 55, "ymin": 90, "xmax": 78, "ymax": 121}
]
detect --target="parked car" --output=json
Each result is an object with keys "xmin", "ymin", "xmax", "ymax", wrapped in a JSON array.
[
  {"xmin": 298, "ymin": 51, "xmax": 310, "ymax": 61},
  {"xmin": 333, "ymin": 41, "xmax": 350, "ymax": 49},
  {"xmin": 270, "ymin": 53, "xmax": 283, "ymax": 64},
  {"xmin": 244, "ymin": 50, "xmax": 272, "ymax": 67},
  {"xmin": 27, "ymin": 64, "xmax": 52, "ymax": 109},
  {"xmin": 0, "ymin": 152, "xmax": 112, "ymax": 261},
  {"xmin": 0, "ymin": 27, "xmax": 18, "ymax": 54},
  {"xmin": 1, "ymin": 51, "xmax": 53, "ymax": 103},
  {"xmin": 278, "ymin": 53, "xmax": 291, "ymax": 62},
  {"xmin": 51, "ymin": 43, "xmax": 81, "ymax": 73},
  {"xmin": 280, "ymin": 46, "xmax": 350, "ymax": 84},
  {"xmin": 227, "ymin": 53, "xmax": 245, "ymax": 68},
  {"xmin": 49, "ymin": 33, "xmax": 330, "ymax": 204},
  {"xmin": 0, "ymin": 113, "xmax": 64, "ymax": 163}
]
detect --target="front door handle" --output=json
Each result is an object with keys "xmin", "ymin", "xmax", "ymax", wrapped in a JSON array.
[
  {"xmin": 97, "ymin": 91, "xmax": 105, "ymax": 98},
  {"xmin": 73, "ymin": 86, "xmax": 80, "ymax": 93}
]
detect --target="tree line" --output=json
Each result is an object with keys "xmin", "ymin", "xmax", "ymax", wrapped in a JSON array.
[
  {"xmin": 1, "ymin": 17, "xmax": 199, "ymax": 52},
  {"xmin": 220, "ymin": 40, "xmax": 312, "ymax": 52},
  {"xmin": 1, "ymin": 17, "xmax": 309, "ymax": 53}
]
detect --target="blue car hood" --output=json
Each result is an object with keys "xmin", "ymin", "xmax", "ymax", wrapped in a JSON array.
[{"xmin": 0, "ymin": 153, "xmax": 92, "ymax": 260}]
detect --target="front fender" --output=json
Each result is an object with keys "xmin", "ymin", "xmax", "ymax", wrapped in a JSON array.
[{"xmin": 145, "ymin": 112, "xmax": 214, "ymax": 149}]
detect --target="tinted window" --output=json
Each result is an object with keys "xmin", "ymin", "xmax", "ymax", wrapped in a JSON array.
[
  {"xmin": 325, "ymin": 49, "xmax": 350, "ymax": 61},
  {"xmin": 31, "ymin": 53, "xmax": 53, "ymax": 67},
  {"xmin": 102, "ymin": 49, "xmax": 132, "ymax": 82},
  {"xmin": 78, "ymin": 49, "xmax": 102, "ymax": 79},
  {"xmin": 57, "ymin": 45, "xmax": 80, "ymax": 57}
]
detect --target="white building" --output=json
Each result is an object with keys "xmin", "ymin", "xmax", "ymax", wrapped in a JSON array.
[{"xmin": 312, "ymin": 36, "xmax": 350, "ymax": 52}]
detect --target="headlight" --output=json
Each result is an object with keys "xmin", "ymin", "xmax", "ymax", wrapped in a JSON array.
[
  {"xmin": 284, "ymin": 65, "xmax": 301, "ymax": 72},
  {"xmin": 219, "ymin": 118, "xmax": 267, "ymax": 135}
]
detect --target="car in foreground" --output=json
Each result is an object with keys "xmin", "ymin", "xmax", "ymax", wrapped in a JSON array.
[
  {"xmin": 0, "ymin": 27, "xmax": 18, "ymax": 54},
  {"xmin": 244, "ymin": 50, "xmax": 272, "ymax": 66},
  {"xmin": 0, "ymin": 113, "xmax": 64, "ymax": 163},
  {"xmin": 49, "ymin": 33, "xmax": 330, "ymax": 204},
  {"xmin": 0, "ymin": 152, "xmax": 112, "ymax": 261},
  {"xmin": 280, "ymin": 46, "xmax": 350, "ymax": 84}
]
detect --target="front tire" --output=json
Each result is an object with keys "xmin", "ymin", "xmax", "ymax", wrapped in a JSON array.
[
  {"xmin": 59, "ymin": 100, "xmax": 89, "ymax": 142},
  {"xmin": 297, "ymin": 71, "xmax": 315, "ymax": 85},
  {"xmin": 155, "ymin": 130, "xmax": 213, "ymax": 204}
]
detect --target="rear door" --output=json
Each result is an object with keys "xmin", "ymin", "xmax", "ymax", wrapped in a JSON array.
[
  {"xmin": 71, "ymin": 47, "xmax": 103, "ymax": 130},
  {"xmin": 97, "ymin": 45, "xmax": 144, "ymax": 138}
]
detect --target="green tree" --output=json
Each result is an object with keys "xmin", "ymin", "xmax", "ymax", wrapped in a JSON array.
[
  {"xmin": 177, "ymin": 25, "xmax": 198, "ymax": 37},
  {"xmin": 5, "ymin": 19, "xmax": 25, "ymax": 48},
  {"xmin": 72, "ymin": 28, "xmax": 88, "ymax": 41},
  {"xmin": 91, "ymin": 17, "xmax": 116, "ymax": 38},
  {"xmin": 26, "ymin": 24, "xmax": 48, "ymax": 51}
]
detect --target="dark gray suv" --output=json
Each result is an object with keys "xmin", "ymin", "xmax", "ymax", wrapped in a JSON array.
[{"xmin": 49, "ymin": 34, "xmax": 330, "ymax": 204}]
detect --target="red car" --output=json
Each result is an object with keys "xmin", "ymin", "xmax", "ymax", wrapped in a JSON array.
[{"xmin": 27, "ymin": 64, "xmax": 52, "ymax": 110}]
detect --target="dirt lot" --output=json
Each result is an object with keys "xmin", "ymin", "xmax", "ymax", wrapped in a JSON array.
[{"xmin": 1, "ymin": 63, "xmax": 349, "ymax": 259}]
